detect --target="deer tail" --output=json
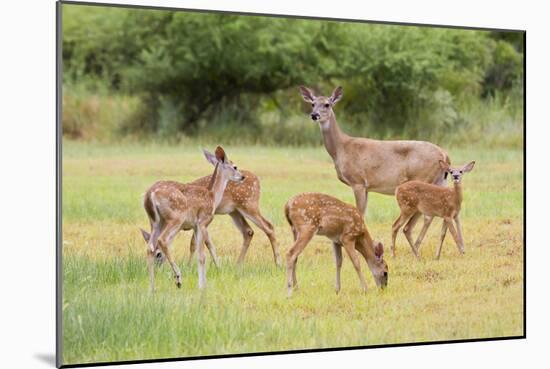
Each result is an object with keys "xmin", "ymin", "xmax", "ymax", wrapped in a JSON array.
[{"xmin": 284, "ymin": 202, "xmax": 292, "ymax": 227}]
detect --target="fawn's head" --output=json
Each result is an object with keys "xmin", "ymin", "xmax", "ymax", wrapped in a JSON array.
[
  {"xmin": 139, "ymin": 228, "xmax": 165, "ymax": 265},
  {"xmin": 203, "ymin": 146, "xmax": 245, "ymax": 183},
  {"xmin": 439, "ymin": 160, "xmax": 475, "ymax": 184},
  {"xmin": 299, "ymin": 86, "xmax": 343, "ymax": 126},
  {"xmin": 367, "ymin": 239, "xmax": 388, "ymax": 288}
]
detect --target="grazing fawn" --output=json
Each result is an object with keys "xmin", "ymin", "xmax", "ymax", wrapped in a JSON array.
[
  {"xmin": 187, "ymin": 171, "xmax": 281, "ymax": 266},
  {"xmin": 284, "ymin": 193, "xmax": 388, "ymax": 297},
  {"xmin": 140, "ymin": 146, "xmax": 244, "ymax": 291},
  {"xmin": 299, "ymin": 86, "xmax": 450, "ymax": 218},
  {"xmin": 391, "ymin": 160, "xmax": 476, "ymax": 259}
]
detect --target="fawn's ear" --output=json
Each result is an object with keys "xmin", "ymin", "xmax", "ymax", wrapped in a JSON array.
[
  {"xmin": 299, "ymin": 86, "xmax": 316, "ymax": 103},
  {"xmin": 139, "ymin": 228, "xmax": 150, "ymax": 243},
  {"xmin": 462, "ymin": 161, "xmax": 475, "ymax": 173},
  {"xmin": 203, "ymin": 149, "xmax": 219, "ymax": 166},
  {"xmin": 329, "ymin": 86, "xmax": 343, "ymax": 105},
  {"xmin": 215, "ymin": 146, "xmax": 227, "ymax": 163},
  {"xmin": 439, "ymin": 160, "xmax": 450, "ymax": 171},
  {"xmin": 374, "ymin": 241, "xmax": 384, "ymax": 259}
]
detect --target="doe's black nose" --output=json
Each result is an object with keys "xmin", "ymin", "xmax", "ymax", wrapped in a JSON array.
[{"xmin": 311, "ymin": 113, "xmax": 319, "ymax": 121}]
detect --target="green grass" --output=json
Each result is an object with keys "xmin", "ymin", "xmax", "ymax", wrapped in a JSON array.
[{"xmin": 61, "ymin": 141, "xmax": 524, "ymax": 365}]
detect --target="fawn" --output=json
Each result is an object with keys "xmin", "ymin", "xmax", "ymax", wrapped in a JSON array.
[
  {"xmin": 284, "ymin": 193, "xmax": 388, "ymax": 297},
  {"xmin": 391, "ymin": 160, "xmax": 475, "ymax": 259},
  {"xmin": 187, "ymin": 171, "xmax": 281, "ymax": 266},
  {"xmin": 140, "ymin": 146, "xmax": 244, "ymax": 291}
]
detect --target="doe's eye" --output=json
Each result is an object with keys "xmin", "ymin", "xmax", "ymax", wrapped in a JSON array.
[
  {"xmin": 311, "ymin": 103, "xmax": 314, "ymax": 107},
  {"xmin": 324, "ymin": 103, "xmax": 330, "ymax": 108},
  {"xmin": 459, "ymin": 171, "xmax": 463, "ymax": 174}
]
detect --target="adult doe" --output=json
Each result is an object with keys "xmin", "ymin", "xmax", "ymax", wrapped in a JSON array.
[
  {"xmin": 284, "ymin": 193, "xmax": 388, "ymax": 297},
  {"xmin": 140, "ymin": 146, "xmax": 244, "ymax": 291},
  {"xmin": 299, "ymin": 86, "xmax": 451, "ymax": 230},
  {"xmin": 391, "ymin": 160, "xmax": 475, "ymax": 259}
]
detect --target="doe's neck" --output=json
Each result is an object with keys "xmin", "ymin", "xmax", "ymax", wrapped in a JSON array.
[{"xmin": 320, "ymin": 113, "xmax": 347, "ymax": 159}]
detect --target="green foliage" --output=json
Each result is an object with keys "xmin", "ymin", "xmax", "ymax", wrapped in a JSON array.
[
  {"xmin": 483, "ymin": 40, "xmax": 524, "ymax": 96},
  {"xmin": 61, "ymin": 4, "xmax": 524, "ymax": 143}
]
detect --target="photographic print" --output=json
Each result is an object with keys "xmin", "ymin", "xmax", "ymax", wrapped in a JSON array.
[{"xmin": 57, "ymin": 1, "xmax": 525, "ymax": 366}]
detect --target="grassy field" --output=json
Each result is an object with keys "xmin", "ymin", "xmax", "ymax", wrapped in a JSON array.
[{"xmin": 61, "ymin": 141, "xmax": 524, "ymax": 365}]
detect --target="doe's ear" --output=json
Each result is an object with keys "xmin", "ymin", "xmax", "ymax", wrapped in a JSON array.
[
  {"xmin": 374, "ymin": 241, "xmax": 384, "ymax": 259},
  {"xmin": 203, "ymin": 149, "xmax": 219, "ymax": 166},
  {"xmin": 462, "ymin": 161, "xmax": 475, "ymax": 173},
  {"xmin": 439, "ymin": 160, "xmax": 450, "ymax": 171},
  {"xmin": 329, "ymin": 86, "xmax": 343, "ymax": 105},
  {"xmin": 139, "ymin": 228, "xmax": 150, "ymax": 243},
  {"xmin": 299, "ymin": 86, "xmax": 316, "ymax": 103}
]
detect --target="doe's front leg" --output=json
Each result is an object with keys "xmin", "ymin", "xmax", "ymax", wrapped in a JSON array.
[{"xmin": 352, "ymin": 185, "xmax": 368, "ymax": 218}]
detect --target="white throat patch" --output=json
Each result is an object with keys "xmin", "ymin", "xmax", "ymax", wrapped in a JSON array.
[{"xmin": 319, "ymin": 120, "xmax": 330, "ymax": 131}]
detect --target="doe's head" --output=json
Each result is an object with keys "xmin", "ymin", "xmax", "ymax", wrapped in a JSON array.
[
  {"xmin": 203, "ymin": 146, "xmax": 245, "ymax": 183},
  {"xmin": 299, "ymin": 86, "xmax": 343, "ymax": 124},
  {"xmin": 440, "ymin": 160, "xmax": 475, "ymax": 184}
]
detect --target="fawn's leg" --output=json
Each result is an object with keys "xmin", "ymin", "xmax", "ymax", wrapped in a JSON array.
[
  {"xmin": 454, "ymin": 214, "xmax": 465, "ymax": 253},
  {"xmin": 157, "ymin": 220, "xmax": 183, "ymax": 288},
  {"xmin": 445, "ymin": 217, "xmax": 464, "ymax": 255},
  {"xmin": 188, "ymin": 226, "xmax": 220, "ymax": 268},
  {"xmin": 403, "ymin": 212, "xmax": 421, "ymax": 250},
  {"xmin": 194, "ymin": 223, "xmax": 208, "ymax": 289},
  {"xmin": 332, "ymin": 242, "xmax": 343, "ymax": 294},
  {"xmin": 187, "ymin": 234, "xmax": 196, "ymax": 267},
  {"xmin": 190, "ymin": 232, "xmax": 220, "ymax": 268},
  {"xmin": 230, "ymin": 211, "xmax": 255, "ymax": 265},
  {"xmin": 342, "ymin": 238, "xmax": 368, "ymax": 292},
  {"xmin": 413, "ymin": 215, "xmax": 434, "ymax": 256},
  {"xmin": 241, "ymin": 209, "xmax": 281, "ymax": 267},
  {"xmin": 147, "ymin": 250, "xmax": 155, "ymax": 292},
  {"xmin": 203, "ymin": 228, "xmax": 220, "ymax": 268},
  {"xmin": 391, "ymin": 212, "xmax": 413, "ymax": 257},
  {"xmin": 435, "ymin": 221, "xmax": 448, "ymax": 260},
  {"xmin": 286, "ymin": 226, "xmax": 315, "ymax": 297}
]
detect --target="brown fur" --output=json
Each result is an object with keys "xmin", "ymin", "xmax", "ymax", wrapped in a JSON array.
[
  {"xmin": 141, "ymin": 146, "xmax": 245, "ymax": 291},
  {"xmin": 284, "ymin": 192, "xmax": 388, "ymax": 297},
  {"xmin": 299, "ymin": 86, "xmax": 451, "ymax": 217},
  {"xmin": 391, "ymin": 161, "xmax": 475, "ymax": 259},
  {"xmin": 188, "ymin": 170, "xmax": 280, "ymax": 266}
]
